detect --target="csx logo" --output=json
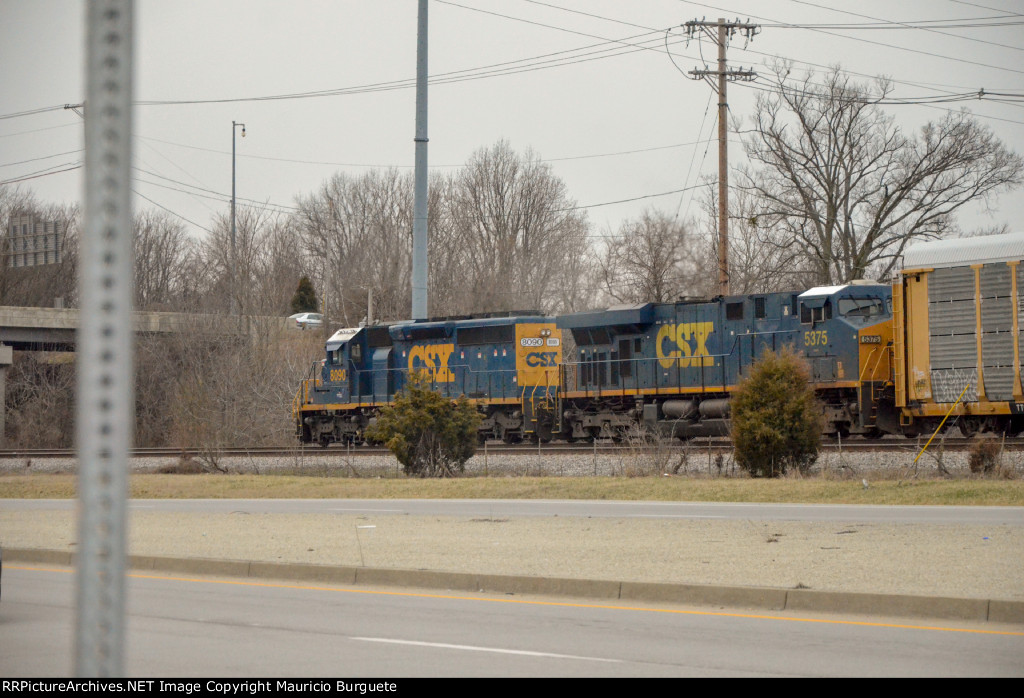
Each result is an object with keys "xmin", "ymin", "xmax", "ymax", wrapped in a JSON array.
[
  {"xmin": 525, "ymin": 351, "xmax": 557, "ymax": 367},
  {"xmin": 656, "ymin": 322, "xmax": 714, "ymax": 368},
  {"xmin": 408, "ymin": 343, "xmax": 455, "ymax": 382}
]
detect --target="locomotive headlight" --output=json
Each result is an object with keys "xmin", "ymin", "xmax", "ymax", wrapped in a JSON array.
[{"xmin": 540, "ymin": 328, "xmax": 551, "ymax": 337}]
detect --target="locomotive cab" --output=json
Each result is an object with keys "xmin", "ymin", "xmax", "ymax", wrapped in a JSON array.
[
  {"xmin": 322, "ymin": 327, "xmax": 363, "ymax": 404},
  {"xmin": 796, "ymin": 283, "xmax": 895, "ymax": 436}
]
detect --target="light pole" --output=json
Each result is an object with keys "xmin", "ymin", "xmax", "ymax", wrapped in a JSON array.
[{"xmin": 231, "ymin": 120, "xmax": 246, "ymax": 315}]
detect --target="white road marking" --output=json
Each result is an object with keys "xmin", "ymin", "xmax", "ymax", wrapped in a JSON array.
[
  {"xmin": 328, "ymin": 508, "xmax": 404, "ymax": 512},
  {"xmin": 634, "ymin": 514, "xmax": 727, "ymax": 519},
  {"xmin": 350, "ymin": 637, "xmax": 621, "ymax": 663}
]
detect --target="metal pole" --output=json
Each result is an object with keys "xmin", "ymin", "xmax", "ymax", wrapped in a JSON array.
[
  {"xmin": 411, "ymin": 0, "xmax": 429, "ymax": 320},
  {"xmin": 77, "ymin": 0, "xmax": 134, "ymax": 677},
  {"xmin": 230, "ymin": 121, "xmax": 245, "ymax": 315}
]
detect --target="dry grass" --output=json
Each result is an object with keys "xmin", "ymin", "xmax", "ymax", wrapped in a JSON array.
[{"xmin": 0, "ymin": 472, "xmax": 1022, "ymax": 505}]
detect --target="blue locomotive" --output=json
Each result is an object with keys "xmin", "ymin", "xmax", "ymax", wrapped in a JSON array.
[
  {"xmin": 294, "ymin": 313, "xmax": 563, "ymax": 446},
  {"xmin": 555, "ymin": 283, "xmax": 894, "ymax": 440}
]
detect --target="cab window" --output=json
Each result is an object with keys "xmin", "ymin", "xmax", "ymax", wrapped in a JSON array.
[
  {"xmin": 838, "ymin": 297, "xmax": 884, "ymax": 319},
  {"xmin": 800, "ymin": 301, "xmax": 832, "ymax": 324}
]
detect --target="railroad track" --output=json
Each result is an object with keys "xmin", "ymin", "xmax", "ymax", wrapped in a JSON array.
[{"xmin": 1, "ymin": 436, "xmax": 1019, "ymax": 460}]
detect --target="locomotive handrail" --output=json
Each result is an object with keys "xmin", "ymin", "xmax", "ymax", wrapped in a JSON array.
[
  {"xmin": 557, "ymin": 327, "xmax": 804, "ymax": 399},
  {"xmin": 340, "ymin": 362, "xmax": 521, "ymax": 407}
]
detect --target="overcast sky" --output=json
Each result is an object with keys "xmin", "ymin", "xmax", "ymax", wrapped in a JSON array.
[{"xmin": 1, "ymin": 0, "xmax": 1022, "ymax": 244}]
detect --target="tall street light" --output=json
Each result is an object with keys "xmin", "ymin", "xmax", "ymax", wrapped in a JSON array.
[{"xmin": 231, "ymin": 120, "xmax": 246, "ymax": 315}]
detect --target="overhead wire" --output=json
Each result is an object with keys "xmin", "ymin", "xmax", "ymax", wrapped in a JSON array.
[
  {"xmin": 555, "ymin": 182, "xmax": 714, "ymax": 212},
  {"xmin": 132, "ymin": 165, "xmax": 299, "ymax": 213},
  {"xmin": 783, "ymin": 0, "xmax": 1024, "ymax": 52},
  {"xmin": 0, "ymin": 162, "xmax": 82, "ymax": 186},
  {"xmin": 131, "ymin": 188, "xmax": 214, "ymax": 234},
  {"xmin": 677, "ymin": 0, "xmax": 1024, "ymax": 76},
  {"xmin": 947, "ymin": 0, "xmax": 1024, "ymax": 14},
  {"xmin": 134, "ymin": 134, "xmax": 718, "ymax": 169},
  {"xmin": 0, "ymin": 149, "xmax": 84, "ymax": 169}
]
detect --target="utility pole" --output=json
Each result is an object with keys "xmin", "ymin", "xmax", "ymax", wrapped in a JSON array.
[{"xmin": 684, "ymin": 17, "xmax": 758, "ymax": 297}]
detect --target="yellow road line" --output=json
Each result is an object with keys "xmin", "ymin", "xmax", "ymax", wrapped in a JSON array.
[{"xmin": 10, "ymin": 564, "xmax": 1022, "ymax": 637}]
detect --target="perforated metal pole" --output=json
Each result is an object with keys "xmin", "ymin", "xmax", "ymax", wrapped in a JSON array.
[{"xmin": 76, "ymin": 0, "xmax": 134, "ymax": 677}]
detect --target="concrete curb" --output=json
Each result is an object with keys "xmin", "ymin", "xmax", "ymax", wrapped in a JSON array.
[{"xmin": 6, "ymin": 547, "xmax": 1023, "ymax": 625}]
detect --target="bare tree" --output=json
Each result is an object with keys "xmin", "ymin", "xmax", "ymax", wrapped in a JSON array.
[
  {"xmin": 443, "ymin": 141, "xmax": 590, "ymax": 314},
  {"xmin": 698, "ymin": 179, "xmax": 811, "ymax": 295},
  {"xmin": 294, "ymin": 169, "xmax": 413, "ymax": 326},
  {"xmin": 597, "ymin": 209, "xmax": 699, "ymax": 304},
  {"xmin": 4, "ymin": 352, "xmax": 75, "ymax": 448},
  {"xmin": 195, "ymin": 205, "xmax": 293, "ymax": 316},
  {"xmin": 740, "ymin": 63, "xmax": 1023, "ymax": 285},
  {"xmin": 133, "ymin": 209, "xmax": 195, "ymax": 311}
]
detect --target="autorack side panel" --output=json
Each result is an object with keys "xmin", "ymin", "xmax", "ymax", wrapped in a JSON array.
[
  {"xmin": 898, "ymin": 231, "xmax": 1024, "ymax": 423},
  {"xmin": 980, "ymin": 262, "xmax": 1016, "ymax": 401},
  {"xmin": 927, "ymin": 265, "xmax": 980, "ymax": 403}
]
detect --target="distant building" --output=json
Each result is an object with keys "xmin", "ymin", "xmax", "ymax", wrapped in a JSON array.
[{"xmin": 6, "ymin": 212, "xmax": 64, "ymax": 268}]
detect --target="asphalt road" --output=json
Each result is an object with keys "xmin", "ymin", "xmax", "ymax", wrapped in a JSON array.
[
  {"xmin": 4, "ymin": 498, "xmax": 1023, "ymax": 525},
  {"xmin": 2, "ymin": 564, "xmax": 1022, "ymax": 677}
]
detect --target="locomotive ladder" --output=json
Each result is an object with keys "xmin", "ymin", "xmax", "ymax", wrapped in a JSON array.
[
  {"xmin": 858, "ymin": 344, "xmax": 895, "ymax": 430},
  {"xmin": 521, "ymin": 367, "xmax": 560, "ymax": 439}
]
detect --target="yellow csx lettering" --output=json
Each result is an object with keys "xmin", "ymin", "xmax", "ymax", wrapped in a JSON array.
[
  {"xmin": 525, "ymin": 351, "xmax": 558, "ymax": 367},
  {"xmin": 656, "ymin": 322, "xmax": 714, "ymax": 368},
  {"xmin": 408, "ymin": 343, "xmax": 455, "ymax": 382},
  {"xmin": 329, "ymin": 368, "xmax": 347, "ymax": 382}
]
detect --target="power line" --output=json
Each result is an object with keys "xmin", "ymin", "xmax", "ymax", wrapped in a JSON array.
[
  {"xmin": 0, "ymin": 122, "xmax": 79, "ymax": 139},
  {"xmin": 131, "ymin": 28, "xmax": 675, "ymax": 107},
  {"xmin": 0, "ymin": 149, "xmax": 84, "ymax": 169},
  {"xmin": 0, "ymin": 105, "xmax": 66, "ymax": 121},
  {"xmin": 131, "ymin": 188, "xmax": 214, "ymax": 234},
  {"xmin": 681, "ymin": 0, "xmax": 1024, "ymax": 75},
  {"xmin": 518, "ymin": 0, "xmax": 658, "ymax": 32},
  {"xmin": 783, "ymin": 1, "xmax": 1024, "ymax": 52},
  {"xmin": 555, "ymin": 182, "xmax": 714, "ymax": 212},
  {"xmin": 947, "ymin": 0, "xmax": 1024, "ymax": 16},
  {"xmin": 0, "ymin": 28, "xmax": 677, "ymax": 120},
  {"xmin": 133, "ymin": 165, "xmax": 299, "ymax": 212},
  {"xmin": 0, "ymin": 162, "xmax": 82, "ymax": 185},
  {"xmin": 135, "ymin": 134, "xmax": 718, "ymax": 169}
]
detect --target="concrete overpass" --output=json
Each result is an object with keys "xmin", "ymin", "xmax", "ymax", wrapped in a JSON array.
[
  {"xmin": 0, "ymin": 306, "xmax": 295, "ymax": 351},
  {"xmin": 0, "ymin": 306, "xmax": 300, "ymax": 445}
]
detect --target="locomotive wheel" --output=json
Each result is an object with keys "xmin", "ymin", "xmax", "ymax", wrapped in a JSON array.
[
  {"xmin": 318, "ymin": 434, "xmax": 331, "ymax": 449},
  {"xmin": 959, "ymin": 419, "xmax": 980, "ymax": 438}
]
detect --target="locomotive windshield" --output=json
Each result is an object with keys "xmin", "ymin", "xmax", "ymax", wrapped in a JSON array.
[{"xmin": 837, "ymin": 297, "xmax": 885, "ymax": 319}]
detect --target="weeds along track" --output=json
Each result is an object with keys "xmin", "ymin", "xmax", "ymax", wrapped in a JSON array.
[{"xmin": 2, "ymin": 437, "xmax": 1022, "ymax": 460}]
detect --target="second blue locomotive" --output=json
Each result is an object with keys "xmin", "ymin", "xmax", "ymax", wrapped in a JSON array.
[{"xmin": 555, "ymin": 283, "xmax": 894, "ymax": 440}]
